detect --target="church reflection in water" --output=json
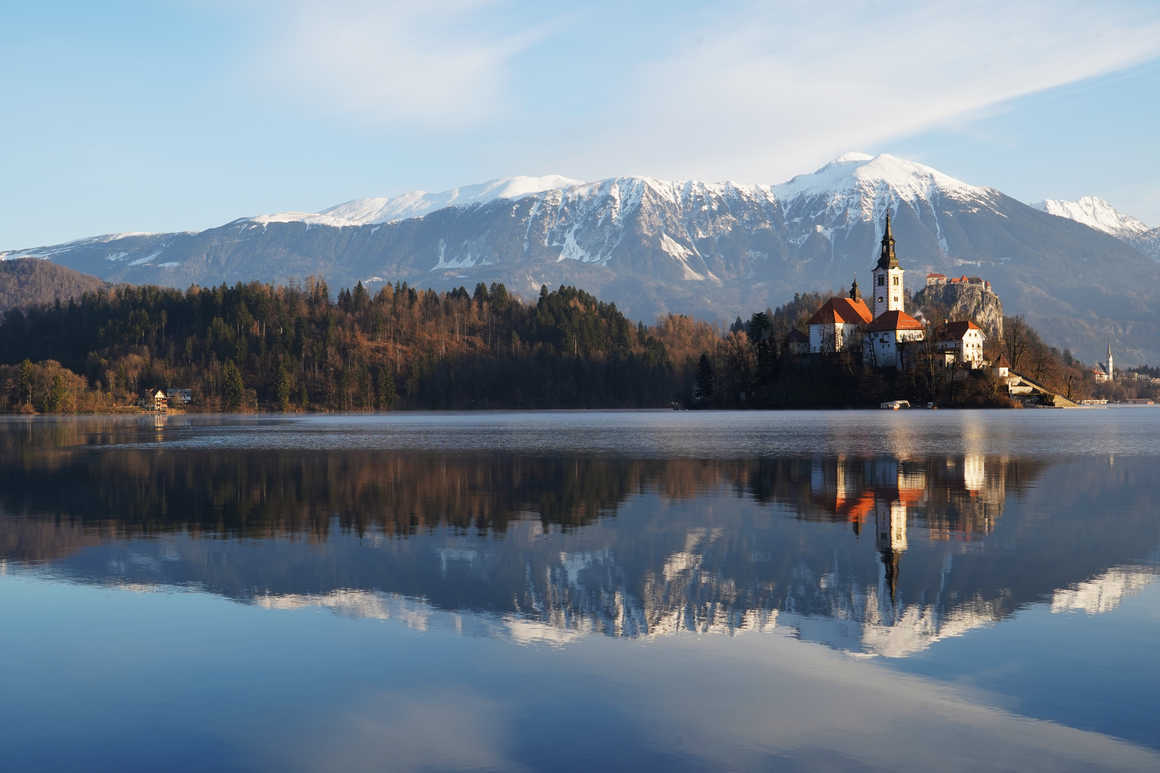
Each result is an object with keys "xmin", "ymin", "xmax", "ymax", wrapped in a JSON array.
[{"xmin": 0, "ymin": 426, "xmax": 1157, "ymax": 658}]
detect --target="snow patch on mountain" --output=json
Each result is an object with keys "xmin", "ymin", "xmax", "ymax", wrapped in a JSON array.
[
  {"xmin": 1033, "ymin": 195, "xmax": 1151, "ymax": 239},
  {"xmin": 319, "ymin": 174, "xmax": 584, "ymax": 225},
  {"xmin": 250, "ymin": 211, "xmax": 357, "ymax": 228},
  {"xmin": 660, "ymin": 233, "xmax": 707, "ymax": 281}
]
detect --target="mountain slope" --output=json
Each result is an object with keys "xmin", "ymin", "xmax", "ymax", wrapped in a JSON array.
[
  {"xmin": 1133, "ymin": 226, "xmax": 1160, "ymax": 261},
  {"xmin": 1033, "ymin": 196, "xmax": 1150, "ymax": 240},
  {"xmin": 1034, "ymin": 196, "xmax": 1159, "ymax": 261},
  {"xmin": 0, "ymin": 259, "xmax": 107, "ymax": 313},
  {"xmin": 4, "ymin": 154, "xmax": 1159, "ymax": 365}
]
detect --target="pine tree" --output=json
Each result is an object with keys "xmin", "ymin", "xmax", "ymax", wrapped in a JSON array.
[{"xmin": 223, "ymin": 360, "xmax": 245, "ymax": 410}]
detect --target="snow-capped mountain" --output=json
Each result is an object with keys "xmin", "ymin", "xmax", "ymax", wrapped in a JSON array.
[
  {"xmin": 1033, "ymin": 195, "xmax": 1150, "ymax": 241},
  {"xmin": 4, "ymin": 153, "xmax": 1159, "ymax": 364},
  {"xmin": 1032, "ymin": 195, "xmax": 1160, "ymax": 263},
  {"xmin": 253, "ymin": 174, "xmax": 584, "ymax": 227}
]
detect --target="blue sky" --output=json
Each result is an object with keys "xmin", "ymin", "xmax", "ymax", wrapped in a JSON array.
[{"xmin": 3, "ymin": 0, "xmax": 1159, "ymax": 248}]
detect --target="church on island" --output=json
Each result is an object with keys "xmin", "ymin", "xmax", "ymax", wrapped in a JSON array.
[{"xmin": 806, "ymin": 212, "xmax": 987, "ymax": 370}]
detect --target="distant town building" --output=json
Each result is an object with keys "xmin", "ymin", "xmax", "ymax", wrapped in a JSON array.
[
  {"xmin": 170, "ymin": 388, "xmax": 194, "ymax": 405},
  {"xmin": 926, "ymin": 273, "xmax": 947, "ymax": 286}
]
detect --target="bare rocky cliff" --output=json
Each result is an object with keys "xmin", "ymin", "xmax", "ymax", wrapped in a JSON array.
[{"xmin": 914, "ymin": 282, "xmax": 1005, "ymax": 341}]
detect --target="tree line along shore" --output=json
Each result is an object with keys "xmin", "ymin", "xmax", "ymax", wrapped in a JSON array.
[{"xmin": 0, "ymin": 280, "xmax": 1141, "ymax": 414}]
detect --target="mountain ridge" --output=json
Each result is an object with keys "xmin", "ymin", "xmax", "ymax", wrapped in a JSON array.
[
  {"xmin": 1032, "ymin": 195, "xmax": 1159, "ymax": 262},
  {"xmin": 3, "ymin": 153, "xmax": 1158, "ymax": 365}
]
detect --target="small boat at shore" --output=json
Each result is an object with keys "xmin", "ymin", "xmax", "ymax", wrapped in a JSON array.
[{"xmin": 880, "ymin": 400, "xmax": 911, "ymax": 410}]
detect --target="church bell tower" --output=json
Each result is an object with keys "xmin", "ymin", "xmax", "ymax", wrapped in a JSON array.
[{"xmin": 872, "ymin": 211, "xmax": 904, "ymax": 318}]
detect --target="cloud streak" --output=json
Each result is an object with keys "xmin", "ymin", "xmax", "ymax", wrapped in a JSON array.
[
  {"xmin": 255, "ymin": 0, "xmax": 559, "ymax": 127},
  {"xmin": 248, "ymin": 0, "xmax": 1160, "ymax": 186},
  {"xmin": 576, "ymin": 0, "xmax": 1160, "ymax": 182}
]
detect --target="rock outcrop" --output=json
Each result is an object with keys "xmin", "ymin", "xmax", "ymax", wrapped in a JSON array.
[{"xmin": 914, "ymin": 281, "xmax": 1004, "ymax": 341}]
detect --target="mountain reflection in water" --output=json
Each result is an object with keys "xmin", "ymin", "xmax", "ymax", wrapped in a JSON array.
[{"xmin": 2, "ymin": 415, "xmax": 1157, "ymax": 659}]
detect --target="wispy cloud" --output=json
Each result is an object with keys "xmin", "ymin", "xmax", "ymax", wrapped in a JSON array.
[
  {"xmin": 253, "ymin": 0, "xmax": 558, "ymax": 127},
  {"xmin": 247, "ymin": 0, "xmax": 1160, "ymax": 185},
  {"xmin": 566, "ymin": 0, "xmax": 1160, "ymax": 182}
]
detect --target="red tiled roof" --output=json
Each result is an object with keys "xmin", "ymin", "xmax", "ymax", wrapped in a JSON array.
[
  {"xmin": 995, "ymin": 353, "xmax": 1011, "ymax": 367},
  {"xmin": 866, "ymin": 310, "xmax": 924, "ymax": 332},
  {"xmin": 807, "ymin": 297, "xmax": 873, "ymax": 326},
  {"xmin": 936, "ymin": 320, "xmax": 983, "ymax": 340},
  {"xmin": 927, "ymin": 273, "xmax": 946, "ymax": 279}
]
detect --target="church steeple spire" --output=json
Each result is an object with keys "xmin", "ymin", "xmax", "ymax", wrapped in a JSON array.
[
  {"xmin": 876, "ymin": 209, "xmax": 898, "ymax": 270},
  {"xmin": 871, "ymin": 210, "xmax": 904, "ymax": 317}
]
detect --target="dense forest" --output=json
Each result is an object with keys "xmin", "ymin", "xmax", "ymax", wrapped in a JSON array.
[
  {"xmin": 0, "ymin": 258, "xmax": 107, "ymax": 313},
  {"xmin": 0, "ymin": 280, "xmax": 1136, "ymax": 413}
]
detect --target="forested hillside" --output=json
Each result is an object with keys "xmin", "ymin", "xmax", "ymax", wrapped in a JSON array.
[
  {"xmin": 0, "ymin": 259, "xmax": 106, "ymax": 312},
  {"xmin": 0, "ymin": 281, "xmax": 674, "ymax": 411},
  {"xmin": 0, "ymin": 279, "xmax": 1121, "ymax": 413}
]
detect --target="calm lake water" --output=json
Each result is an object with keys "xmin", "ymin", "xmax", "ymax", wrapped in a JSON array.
[{"xmin": 1, "ymin": 409, "xmax": 1159, "ymax": 772}]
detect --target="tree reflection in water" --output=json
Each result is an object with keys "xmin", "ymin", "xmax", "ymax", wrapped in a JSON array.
[{"xmin": 1, "ymin": 417, "xmax": 1157, "ymax": 658}]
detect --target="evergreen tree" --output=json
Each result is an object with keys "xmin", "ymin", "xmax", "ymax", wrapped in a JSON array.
[{"xmin": 223, "ymin": 360, "xmax": 245, "ymax": 410}]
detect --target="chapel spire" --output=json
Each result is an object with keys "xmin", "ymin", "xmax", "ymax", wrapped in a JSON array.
[
  {"xmin": 871, "ymin": 210, "xmax": 904, "ymax": 317},
  {"xmin": 877, "ymin": 209, "xmax": 898, "ymax": 270}
]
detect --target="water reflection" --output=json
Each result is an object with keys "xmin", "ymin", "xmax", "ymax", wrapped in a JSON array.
[{"xmin": 1, "ymin": 418, "xmax": 1156, "ymax": 661}]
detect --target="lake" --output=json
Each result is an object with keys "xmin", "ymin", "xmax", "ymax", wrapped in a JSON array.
[{"xmin": 1, "ymin": 409, "xmax": 1158, "ymax": 772}]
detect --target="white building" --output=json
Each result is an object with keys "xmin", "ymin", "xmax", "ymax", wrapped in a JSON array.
[
  {"xmin": 935, "ymin": 321, "xmax": 987, "ymax": 368},
  {"xmin": 871, "ymin": 211, "xmax": 905, "ymax": 318},
  {"xmin": 808, "ymin": 292, "xmax": 873, "ymax": 354},
  {"xmin": 993, "ymin": 353, "xmax": 1011, "ymax": 380},
  {"xmin": 864, "ymin": 311, "xmax": 925, "ymax": 368}
]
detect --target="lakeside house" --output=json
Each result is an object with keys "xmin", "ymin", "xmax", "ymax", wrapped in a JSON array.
[
  {"xmin": 170, "ymin": 388, "xmax": 194, "ymax": 406},
  {"xmin": 934, "ymin": 321, "xmax": 987, "ymax": 368},
  {"xmin": 993, "ymin": 353, "xmax": 1011, "ymax": 380},
  {"xmin": 142, "ymin": 389, "xmax": 168, "ymax": 412}
]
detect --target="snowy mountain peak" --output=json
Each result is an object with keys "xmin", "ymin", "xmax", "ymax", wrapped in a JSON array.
[
  {"xmin": 323, "ymin": 174, "xmax": 584, "ymax": 225},
  {"xmin": 1032, "ymin": 195, "xmax": 1151, "ymax": 239},
  {"xmin": 832, "ymin": 151, "xmax": 875, "ymax": 163},
  {"xmin": 775, "ymin": 153, "xmax": 989, "ymax": 204},
  {"xmin": 254, "ymin": 174, "xmax": 585, "ymax": 228},
  {"xmin": 248, "ymin": 155, "xmax": 994, "ymax": 233}
]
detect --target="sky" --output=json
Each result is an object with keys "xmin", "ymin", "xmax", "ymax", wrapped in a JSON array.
[{"xmin": 2, "ymin": 0, "xmax": 1159, "ymax": 248}]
